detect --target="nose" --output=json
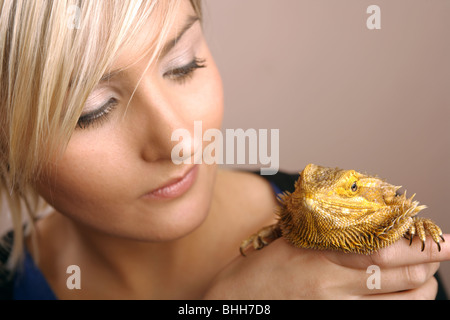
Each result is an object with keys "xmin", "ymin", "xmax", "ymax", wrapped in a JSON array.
[
  {"xmin": 141, "ymin": 111, "xmax": 197, "ymax": 163},
  {"xmin": 129, "ymin": 85, "xmax": 196, "ymax": 164}
]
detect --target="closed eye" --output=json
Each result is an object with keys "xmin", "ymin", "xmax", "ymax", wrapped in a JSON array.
[
  {"xmin": 163, "ymin": 57, "xmax": 206, "ymax": 84},
  {"xmin": 77, "ymin": 98, "xmax": 118, "ymax": 129}
]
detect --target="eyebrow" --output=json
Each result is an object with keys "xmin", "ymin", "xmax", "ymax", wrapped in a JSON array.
[{"xmin": 100, "ymin": 15, "xmax": 200, "ymax": 83}]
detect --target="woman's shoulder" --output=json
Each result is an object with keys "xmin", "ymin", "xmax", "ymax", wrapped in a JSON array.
[
  {"xmin": 215, "ymin": 169, "xmax": 276, "ymax": 204},
  {"xmin": 215, "ymin": 168, "xmax": 299, "ymax": 198},
  {"xmin": 213, "ymin": 169, "xmax": 299, "ymax": 231}
]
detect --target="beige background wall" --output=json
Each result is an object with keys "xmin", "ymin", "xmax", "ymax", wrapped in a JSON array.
[{"xmin": 203, "ymin": 0, "xmax": 450, "ymax": 294}]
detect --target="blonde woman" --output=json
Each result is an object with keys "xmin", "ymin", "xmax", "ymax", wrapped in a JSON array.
[{"xmin": 0, "ymin": 0, "xmax": 448, "ymax": 300}]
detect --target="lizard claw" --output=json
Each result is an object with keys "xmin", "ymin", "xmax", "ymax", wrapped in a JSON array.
[
  {"xmin": 240, "ymin": 224, "xmax": 281, "ymax": 256},
  {"xmin": 406, "ymin": 217, "xmax": 443, "ymax": 252}
]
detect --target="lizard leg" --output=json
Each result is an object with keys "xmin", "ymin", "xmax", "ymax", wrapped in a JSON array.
[
  {"xmin": 240, "ymin": 223, "xmax": 282, "ymax": 256},
  {"xmin": 404, "ymin": 217, "xmax": 444, "ymax": 252}
]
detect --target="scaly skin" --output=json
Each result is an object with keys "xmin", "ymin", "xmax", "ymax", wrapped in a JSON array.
[{"xmin": 240, "ymin": 164, "xmax": 444, "ymax": 255}]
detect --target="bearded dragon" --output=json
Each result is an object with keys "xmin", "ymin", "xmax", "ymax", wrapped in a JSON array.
[{"xmin": 240, "ymin": 164, "xmax": 444, "ymax": 255}]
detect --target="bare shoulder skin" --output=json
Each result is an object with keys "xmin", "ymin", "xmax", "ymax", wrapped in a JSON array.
[{"xmin": 240, "ymin": 164, "xmax": 444, "ymax": 255}]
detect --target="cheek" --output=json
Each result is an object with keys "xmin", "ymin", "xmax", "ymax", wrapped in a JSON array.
[
  {"xmin": 209, "ymin": 65, "xmax": 224, "ymax": 128},
  {"xmin": 37, "ymin": 136, "xmax": 132, "ymax": 215}
]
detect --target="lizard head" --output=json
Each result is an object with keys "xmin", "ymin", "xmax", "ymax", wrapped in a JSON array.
[
  {"xmin": 279, "ymin": 164, "xmax": 425, "ymax": 253},
  {"xmin": 298, "ymin": 163, "xmax": 405, "ymax": 212}
]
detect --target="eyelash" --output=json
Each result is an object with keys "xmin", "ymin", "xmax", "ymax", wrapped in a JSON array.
[
  {"xmin": 77, "ymin": 98, "xmax": 118, "ymax": 129},
  {"xmin": 77, "ymin": 57, "xmax": 206, "ymax": 129},
  {"xmin": 163, "ymin": 57, "xmax": 206, "ymax": 84}
]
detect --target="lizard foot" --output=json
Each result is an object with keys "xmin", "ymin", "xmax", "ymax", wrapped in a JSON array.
[
  {"xmin": 404, "ymin": 217, "xmax": 445, "ymax": 252},
  {"xmin": 240, "ymin": 224, "xmax": 281, "ymax": 256}
]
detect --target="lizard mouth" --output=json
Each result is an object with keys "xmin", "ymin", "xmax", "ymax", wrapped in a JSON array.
[{"xmin": 380, "ymin": 184, "xmax": 405, "ymax": 205}]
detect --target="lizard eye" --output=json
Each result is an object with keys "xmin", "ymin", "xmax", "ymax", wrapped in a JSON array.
[{"xmin": 351, "ymin": 182, "xmax": 358, "ymax": 192}]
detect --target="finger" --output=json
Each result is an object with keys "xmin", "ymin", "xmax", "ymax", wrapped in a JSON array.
[
  {"xmin": 325, "ymin": 233, "xmax": 450, "ymax": 270},
  {"xmin": 362, "ymin": 262, "xmax": 440, "ymax": 295},
  {"xmin": 345, "ymin": 261, "xmax": 439, "ymax": 296},
  {"xmin": 370, "ymin": 234, "xmax": 450, "ymax": 267},
  {"xmin": 364, "ymin": 276, "xmax": 438, "ymax": 300}
]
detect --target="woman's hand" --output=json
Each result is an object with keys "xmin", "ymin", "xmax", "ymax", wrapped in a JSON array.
[{"xmin": 204, "ymin": 234, "xmax": 450, "ymax": 299}]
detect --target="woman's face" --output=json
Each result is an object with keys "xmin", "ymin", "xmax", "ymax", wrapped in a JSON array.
[{"xmin": 37, "ymin": 1, "xmax": 224, "ymax": 242}]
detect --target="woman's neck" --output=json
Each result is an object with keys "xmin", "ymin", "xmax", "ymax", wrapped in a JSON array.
[{"xmin": 31, "ymin": 200, "xmax": 221, "ymax": 299}]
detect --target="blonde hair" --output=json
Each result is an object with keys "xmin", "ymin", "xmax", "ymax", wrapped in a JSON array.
[{"xmin": 0, "ymin": 0, "xmax": 202, "ymax": 277}]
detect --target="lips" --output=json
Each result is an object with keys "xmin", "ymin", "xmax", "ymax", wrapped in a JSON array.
[{"xmin": 143, "ymin": 165, "xmax": 198, "ymax": 200}]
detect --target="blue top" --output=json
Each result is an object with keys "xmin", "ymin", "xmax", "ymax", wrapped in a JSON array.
[
  {"xmin": 13, "ymin": 249, "xmax": 57, "ymax": 300},
  {"xmin": 12, "ymin": 181, "xmax": 283, "ymax": 300}
]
